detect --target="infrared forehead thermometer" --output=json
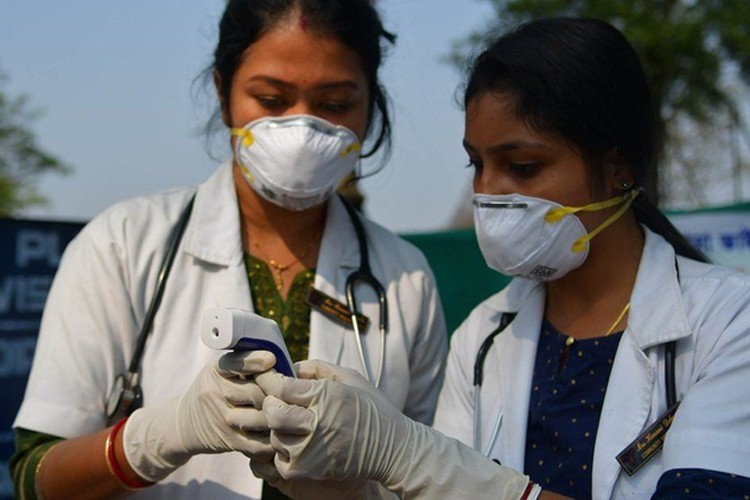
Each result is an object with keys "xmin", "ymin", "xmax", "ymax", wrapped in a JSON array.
[{"xmin": 200, "ymin": 307, "xmax": 296, "ymax": 377}]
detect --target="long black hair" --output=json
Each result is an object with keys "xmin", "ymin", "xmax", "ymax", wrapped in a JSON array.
[{"xmin": 464, "ymin": 17, "xmax": 707, "ymax": 262}]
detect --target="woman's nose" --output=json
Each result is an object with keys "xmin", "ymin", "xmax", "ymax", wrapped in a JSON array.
[
  {"xmin": 286, "ymin": 101, "xmax": 314, "ymax": 117},
  {"xmin": 473, "ymin": 169, "xmax": 502, "ymax": 195}
]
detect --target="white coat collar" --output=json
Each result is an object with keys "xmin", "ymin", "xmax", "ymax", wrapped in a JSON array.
[
  {"xmin": 178, "ymin": 163, "xmax": 252, "ymax": 310},
  {"xmin": 626, "ymin": 227, "xmax": 693, "ymax": 348},
  {"xmin": 309, "ymin": 195, "xmax": 361, "ymax": 361},
  {"xmin": 183, "ymin": 161, "xmax": 244, "ymax": 267},
  {"xmin": 316, "ymin": 194, "xmax": 360, "ymax": 271},
  {"xmin": 182, "ymin": 163, "xmax": 361, "ymax": 359},
  {"xmin": 485, "ymin": 226, "xmax": 692, "ymax": 343},
  {"xmin": 181, "ymin": 162, "xmax": 360, "ymax": 271}
]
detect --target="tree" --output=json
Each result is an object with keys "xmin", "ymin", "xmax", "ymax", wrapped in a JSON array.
[
  {"xmin": 0, "ymin": 70, "xmax": 70, "ymax": 217},
  {"xmin": 449, "ymin": 0, "xmax": 750, "ymax": 207}
]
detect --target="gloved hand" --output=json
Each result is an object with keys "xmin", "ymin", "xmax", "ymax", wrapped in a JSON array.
[
  {"xmin": 250, "ymin": 459, "xmax": 371, "ymax": 499},
  {"xmin": 123, "ymin": 350, "xmax": 276, "ymax": 482},
  {"xmin": 256, "ymin": 360, "xmax": 531, "ymax": 499}
]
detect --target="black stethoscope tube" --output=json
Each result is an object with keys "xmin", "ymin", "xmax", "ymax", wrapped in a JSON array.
[
  {"xmin": 341, "ymin": 195, "xmax": 388, "ymax": 387},
  {"xmin": 473, "ymin": 313, "xmax": 516, "ymax": 387},
  {"xmin": 128, "ymin": 195, "xmax": 195, "ymax": 376}
]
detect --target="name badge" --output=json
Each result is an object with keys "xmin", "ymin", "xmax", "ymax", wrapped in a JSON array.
[
  {"xmin": 616, "ymin": 402, "xmax": 681, "ymax": 476},
  {"xmin": 305, "ymin": 287, "xmax": 370, "ymax": 332}
]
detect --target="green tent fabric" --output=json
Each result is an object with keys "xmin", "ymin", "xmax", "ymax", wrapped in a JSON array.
[{"xmin": 403, "ymin": 229, "xmax": 511, "ymax": 336}]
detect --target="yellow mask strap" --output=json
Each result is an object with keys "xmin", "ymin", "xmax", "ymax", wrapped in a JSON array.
[
  {"xmin": 545, "ymin": 191, "xmax": 633, "ymax": 223},
  {"xmin": 230, "ymin": 128, "xmax": 254, "ymax": 147},
  {"xmin": 341, "ymin": 142, "xmax": 362, "ymax": 158},
  {"xmin": 543, "ymin": 190, "xmax": 637, "ymax": 253}
]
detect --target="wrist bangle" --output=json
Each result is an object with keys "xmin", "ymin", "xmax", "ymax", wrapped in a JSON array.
[
  {"xmin": 520, "ymin": 481, "xmax": 542, "ymax": 500},
  {"xmin": 34, "ymin": 442, "xmax": 62, "ymax": 500},
  {"xmin": 530, "ymin": 483, "xmax": 543, "ymax": 500},
  {"xmin": 105, "ymin": 417, "xmax": 155, "ymax": 490}
]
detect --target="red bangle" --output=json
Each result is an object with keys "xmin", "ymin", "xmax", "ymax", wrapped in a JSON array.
[
  {"xmin": 520, "ymin": 481, "xmax": 535, "ymax": 500},
  {"xmin": 104, "ymin": 417, "xmax": 155, "ymax": 490}
]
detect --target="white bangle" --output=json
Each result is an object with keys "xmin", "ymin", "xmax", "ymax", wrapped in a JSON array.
[{"xmin": 528, "ymin": 483, "xmax": 542, "ymax": 500}]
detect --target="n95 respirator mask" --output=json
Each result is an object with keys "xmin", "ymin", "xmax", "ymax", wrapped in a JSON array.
[
  {"xmin": 473, "ymin": 190, "xmax": 636, "ymax": 281},
  {"xmin": 232, "ymin": 115, "xmax": 361, "ymax": 211}
]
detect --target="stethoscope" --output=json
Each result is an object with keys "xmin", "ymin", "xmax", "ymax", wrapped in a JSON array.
[
  {"xmin": 106, "ymin": 193, "xmax": 388, "ymax": 422},
  {"xmin": 340, "ymin": 196, "xmax": 389, "ymax": 389},
  {"xmin": 106, "ymin": 194, "xmax": 196, "ymax": 423},
  {"xmin": 473, "ymin": 310, "xmax": 678, "ymax": 458}
]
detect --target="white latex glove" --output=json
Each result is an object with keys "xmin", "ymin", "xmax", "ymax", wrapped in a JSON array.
[
  {"xmin": 250, "ymin": 458, "xmax": 372, "ymax": 499},
  {"xmin": 256, "ymin": 360, "xmax": 531, "ymax": 499},
  {"xmin": 124, "ymin": 350, "xmax": 276, "ymax": 482}
]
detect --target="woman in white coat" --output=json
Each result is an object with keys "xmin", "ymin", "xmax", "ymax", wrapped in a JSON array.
[
  {"xmin": 433, "ymin": 16, "xmax": 750, "ymax": 498},
  {"xmin": 248, "ymin": 17, "xmax": 750, "ymax": 500},
  {"xmin": 10, "ymin": 1, "xmax": 447, "ymax": 498}
]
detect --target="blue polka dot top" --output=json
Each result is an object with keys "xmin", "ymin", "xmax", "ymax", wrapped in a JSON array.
[
  {"xmin": 523, "ymin": 318, "xmax": 750, "ymax": 498},
  {"xmin": 524, "ymin": 318, "xmax": 622, "ymax": 499}
]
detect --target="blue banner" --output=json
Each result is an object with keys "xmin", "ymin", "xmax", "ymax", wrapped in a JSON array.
[
  {"xmin": 670, "ymin": 207, "xmax": 750, "ymax": 273},
  {"xmin": 0, "ymin": 218, "xmax": 84, "ymax": 498}
]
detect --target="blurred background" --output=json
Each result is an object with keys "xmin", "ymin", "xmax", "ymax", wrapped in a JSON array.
[
  {"xmin": 3, "ymin": 0, "xmax": 749, "ymax": 232},
  {"xmin": 1, "ymin": 0, "xmax": 492, "ymax": 233}
]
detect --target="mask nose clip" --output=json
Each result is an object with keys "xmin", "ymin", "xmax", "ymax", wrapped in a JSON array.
[{"xmin": 472, "ymin": 199, "xmax": 529, "ymax": 209}]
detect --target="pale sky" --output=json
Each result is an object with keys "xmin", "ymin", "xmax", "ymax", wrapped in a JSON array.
[{"xmin": 1, "ymin": 0, "xmax": 497, "ymax": 233}]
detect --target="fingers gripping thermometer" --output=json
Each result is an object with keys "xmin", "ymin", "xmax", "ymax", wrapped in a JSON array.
[{"xmin": 200, "ymin": 307, "xmax": 296, "ymax": 377}]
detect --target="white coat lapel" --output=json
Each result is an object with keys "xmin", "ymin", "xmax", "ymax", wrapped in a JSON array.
[
  {"xmin": 591, "ymin": 229, "xmax": 691, "ymax": 499},
  {"xmin": 591, "ymin": 332, "xmax": 653, "ymax": 500},
  {"xmin": 492, "ymin": 282, "xmax": 545, "ymax": 470},
  {"xmin": 308, "ymin": 197, "xmax": 359, "ymax": 364},
  {"xmin": 183, "ymin": 162, "xmax": 254, "ymax": 312},
  {"xmin": 184, "ymin": 162, "xmax": 242, "ymax": 267}
]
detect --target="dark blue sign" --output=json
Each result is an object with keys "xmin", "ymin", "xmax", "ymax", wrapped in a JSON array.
[{"xmin": 0, "ymin": 218, "xmax": 84, "ymax": 498}]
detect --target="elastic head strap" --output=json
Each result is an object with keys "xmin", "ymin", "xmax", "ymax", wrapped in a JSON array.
[
  {"xmin": 543, "ymin": 190, "xmax": 637, "ymax": 254},
  {"xmin": 545, "ymin": 189, "xmax": 636, "ymax": 223},
  {"xmin": 569, "ymin": 189, "xmax": 638, "ymax": 252}
]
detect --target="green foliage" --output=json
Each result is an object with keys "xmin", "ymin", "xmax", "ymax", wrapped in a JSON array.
[
  {"xmin": 450, "ymin": 0, "xmax": 750, "ymax": 205},
  {"xmin": 455, "ymin": 0, "xmax": 750, "ymax": 119},
  {"xmin": 0, "ymin": 71, "xmax": 70, "ymax": 217}
]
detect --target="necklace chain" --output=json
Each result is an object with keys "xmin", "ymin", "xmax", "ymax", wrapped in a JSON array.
[
  {"xmin": 253, "ymin": 232, "xmax": 322, "ymax": 292},
  {"xmin": 605, "ymin": 301, "xmax": 631, "ymax": 336},
  {"xmin": 564, "ymin": 301, "xmax": 631, "ymax": 347}
]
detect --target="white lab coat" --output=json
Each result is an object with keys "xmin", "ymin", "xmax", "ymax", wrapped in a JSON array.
[
  {"xmin": 434, "ymin": 228, "xmax": 750, "ymax": 499},
  {"xmin": 15, "ymin": 162, "xmax": 447, "ymax": 499}
]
